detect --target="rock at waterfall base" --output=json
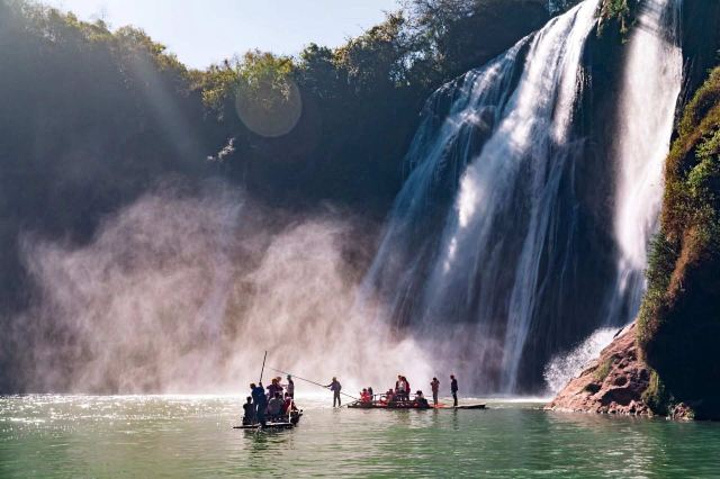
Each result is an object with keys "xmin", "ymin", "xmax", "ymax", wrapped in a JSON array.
[{"xmin": 546, "ymin": 323, "xmax": 656, "ymax": 416}]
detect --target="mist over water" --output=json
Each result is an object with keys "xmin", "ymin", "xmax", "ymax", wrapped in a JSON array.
[{"xmin": 13, "ymin": 183, "xmax": 431, "ymax": 394}]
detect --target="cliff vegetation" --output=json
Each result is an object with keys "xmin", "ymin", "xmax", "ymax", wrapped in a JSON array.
[{"xmin": 638, "ymin": 66, "xmax": 720, "ymax": 419}]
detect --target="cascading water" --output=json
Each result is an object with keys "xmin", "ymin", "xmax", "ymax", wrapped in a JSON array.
[
  {"xmin": 364, "ymin": 0, "xmax": 684, "ymax": 394},
  {"xmin": 542, "ymin": 0, "xmax": 684, "ymax": 395},
  {"xmin": 606, "ymin": 0, "xmax": 684, "ymax": 324}
]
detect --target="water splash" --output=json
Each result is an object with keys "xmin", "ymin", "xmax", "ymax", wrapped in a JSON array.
[{"xmin": 543, "ymin": 327, "xmax": 617, "ymax": 394}]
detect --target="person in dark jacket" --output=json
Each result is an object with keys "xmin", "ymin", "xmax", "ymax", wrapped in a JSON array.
[
  {"xmin": 450, "ymin": 375, "xmax": 459, "ymax": 407},
  {"xmin": 325, "ymin": 377, "xmax": 342, "ymax": 407},
  {"xmin": 250, "ymin": 382, "xmax": 267, "ymax": 426},
  {"xmin": 414, "ymin": 390, "xmax": 429, "ymax": 408},
  {"xmin": 242, "ymin": 396, "xmax": 254, "ymax": 425}
]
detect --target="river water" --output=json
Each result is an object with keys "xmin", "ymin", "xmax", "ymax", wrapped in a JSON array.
[{"xmin": 1, "ymin": 395, "xmax": 719, "ymax": 478}]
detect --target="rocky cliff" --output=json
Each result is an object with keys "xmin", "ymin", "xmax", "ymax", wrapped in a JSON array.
[
  {"xmin": 546, "ymin": 323, "xmax": 696, "ymax": 419},
  {"xmin": 546, "ymin": 324, "xmax": 652, "ymax": 416}
]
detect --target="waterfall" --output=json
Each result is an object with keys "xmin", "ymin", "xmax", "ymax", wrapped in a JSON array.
[
  {"xmin": 364, "ymin": 0, "xmax": 684, "ymax": 394},
  {"xmin": 606, "ymin": 0, "xmax": 683, "ymax": 324}
]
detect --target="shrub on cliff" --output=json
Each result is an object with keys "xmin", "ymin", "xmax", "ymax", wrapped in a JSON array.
[
  {"xmin": 597, "ymin": 0, "xmax": 639, "ymax": 37},
  {"xmin": 638, "ymin": 66, "xmax": 720, "ymax": 419}
]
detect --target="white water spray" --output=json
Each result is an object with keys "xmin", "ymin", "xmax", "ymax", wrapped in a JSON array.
[
  {"xmin": 608, "ymin": 0, "xmax": 684, "ymax": 322},
  {"xmin": 543, "ymin": 327, "xmax": 617, "ymax": 394}
]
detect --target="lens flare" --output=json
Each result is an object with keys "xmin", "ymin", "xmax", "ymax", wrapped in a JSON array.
[{"xmin": 235, "ymin": 78, "xmax": 303, "ymax": 138}]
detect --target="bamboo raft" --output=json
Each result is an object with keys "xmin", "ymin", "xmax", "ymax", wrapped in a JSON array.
[
  {"xmin": 347, "ymin": 400, "xmax": 486, "ymax": 410},
  {"xmin": 234, "ymin": 421, "xmax": 296, "ymax": 431}
]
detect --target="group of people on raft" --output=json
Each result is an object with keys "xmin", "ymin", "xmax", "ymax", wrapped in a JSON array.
[
  {"xmin": 244, "ymin": 375, "xmax": 299, "ymax": 426},
  {"xmin": 349, "ymin": 374, "xmax": 460, "ymax": 408}
]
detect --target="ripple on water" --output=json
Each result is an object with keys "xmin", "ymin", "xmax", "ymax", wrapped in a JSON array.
[{"xmin": 1, "ymin": 396, "xmax": 720, "ymax": 477}]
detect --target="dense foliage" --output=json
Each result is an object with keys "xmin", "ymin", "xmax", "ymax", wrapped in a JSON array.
[
  {"xmin": 199, "ymin": 0, "xmax": 549, "ymax": 211},
  {"xmin": 638, "ymin": 66, "xmax": 720, "ymax": 419}
]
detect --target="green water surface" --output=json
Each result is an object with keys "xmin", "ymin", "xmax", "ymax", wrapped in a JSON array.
[{"xmin": 1, "ymin": 395, "xmax": 719, "ymax": 478}]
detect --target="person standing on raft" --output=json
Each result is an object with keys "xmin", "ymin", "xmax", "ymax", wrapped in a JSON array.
[
  {"xmin": 325, "ymin": 377, "xmax": 342, "ymax": 407},
  {"xmin": 450, "ymin": 374, "xmax": 459, "ymax": 407},
  {"xmin": 250, "ymin": 382, "xmax": 267, "ymax": 426},
  {"xmin": 430, "ymin": 377, "xmax": 440, "ymax": 406},
  {"xmin": 285, "ymin": 375, "xmax": 295, "ymax": 398}
]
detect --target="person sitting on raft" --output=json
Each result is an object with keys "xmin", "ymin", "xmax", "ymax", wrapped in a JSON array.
[
  {"xmin": 377, "ymin": 389, "xmax": 391, "ymax": 405},
  {"xmin": 242, "ymin": 396, "xmax": 255, "ymax": 425},
  {"xmin": 360, "ymin": 388, "xmax": 372, "ymax": 404},
  {"xmin": 282, "ymin": 392, "xmax": 297, "ymax": 417},
  {"xmin": 268, "ymin": 392, "xmax": 284, "ymax": 421},
  {"xmin": 414, "ymin": 390, "xmax": 429, "ymax": 408}
]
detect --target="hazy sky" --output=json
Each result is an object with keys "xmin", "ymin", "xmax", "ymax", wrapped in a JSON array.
[{"xmin": 44, "ymin": 0, "xmax": 401, "ymax": 69}]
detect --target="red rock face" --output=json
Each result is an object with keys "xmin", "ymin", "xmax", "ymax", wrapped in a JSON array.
[{"xmin": 546, "ymin": 323, "xmax": 653, "ymax": 416}]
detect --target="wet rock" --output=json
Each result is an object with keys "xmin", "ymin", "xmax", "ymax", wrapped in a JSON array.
[
  {"xmin": 670, "ymin": 403, "xmax": 695, "ymax": 421},
  {"xmin": 546, "ymin": 323, "xmax": 654, "ymax": 416}
]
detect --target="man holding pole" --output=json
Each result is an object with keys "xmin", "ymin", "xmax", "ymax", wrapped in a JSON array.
[
  {"xmin": 251, "ymin": 351, "xmax": 269, "ymax": 426},
  {"xmin": 325, "ymin": 377, "xmax": 342, "ymax": 407}
]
